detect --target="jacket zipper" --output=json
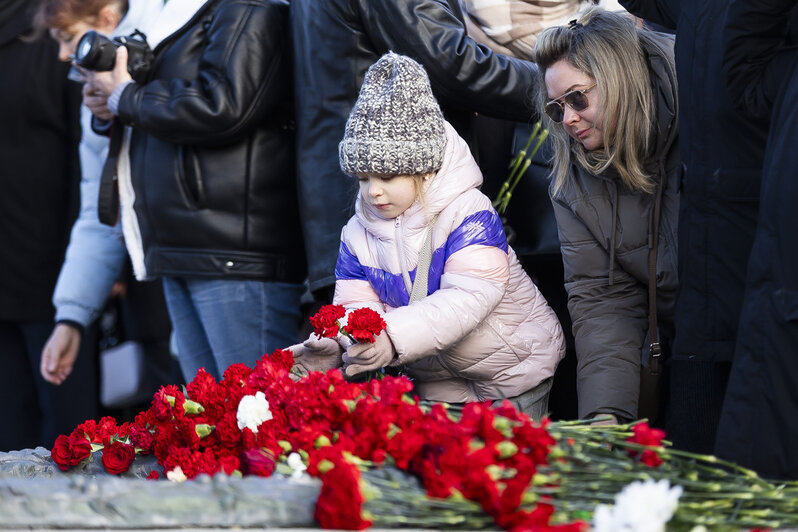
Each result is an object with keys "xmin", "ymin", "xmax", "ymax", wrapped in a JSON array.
[{"xmin": 394, "ymin": 215, "xmax": 413, "ymax": 295}]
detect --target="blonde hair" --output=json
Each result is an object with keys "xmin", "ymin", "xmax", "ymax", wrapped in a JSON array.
[{"xmin": 534, "ymin": 7, "xmax": 667, "ymax": 196}]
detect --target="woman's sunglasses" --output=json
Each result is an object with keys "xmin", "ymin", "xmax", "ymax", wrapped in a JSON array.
[{"xmin": 544, "ymin": 83, "xmax": 597, "ymax": 123}]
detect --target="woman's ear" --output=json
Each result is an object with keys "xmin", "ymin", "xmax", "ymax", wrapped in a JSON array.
[{"xmin": 96, "ymin": 4, "xmax": 122, "ymax": 34}]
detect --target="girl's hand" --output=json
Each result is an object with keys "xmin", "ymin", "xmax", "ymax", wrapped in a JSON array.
[
  {"xmin": 343, "ymin": 331, "xmax": 396, "ymax": 377},
  {"xmin": 286, "ymin": 336, "xmax": 343, "ymax": 374}
]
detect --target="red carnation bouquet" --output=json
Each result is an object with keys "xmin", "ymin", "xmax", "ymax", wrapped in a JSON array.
[
  {"xmin": 308, "ymin": 304, "xmax": 389, "ymax": 380},
  {"xmin": 309, "ymin": 304, "xmax": 387, "ymax": 344}
]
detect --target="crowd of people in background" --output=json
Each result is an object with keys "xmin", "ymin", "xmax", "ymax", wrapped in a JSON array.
[{"xmin": 0, "ymin": 0, "xmax": 795, "ymax": 481}]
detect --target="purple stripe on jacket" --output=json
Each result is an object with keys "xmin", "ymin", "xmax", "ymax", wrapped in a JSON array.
[{"xmin": 335, "ymin": 210, "xmax": 508, "ymax": 308}]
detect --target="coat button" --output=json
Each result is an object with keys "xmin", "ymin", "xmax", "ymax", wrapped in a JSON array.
[{"xmin": 225, "ymin": 261, "xmax": 234, "ymax": 268}]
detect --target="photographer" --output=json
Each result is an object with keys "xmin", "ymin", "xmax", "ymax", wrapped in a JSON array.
[
  {"xmin": 37, "ymin": 0, "xmax": 175, "ymax": 418},
  {"xmin": 46, "ymin": 0, "xmax": 306, "ymax": 384}
]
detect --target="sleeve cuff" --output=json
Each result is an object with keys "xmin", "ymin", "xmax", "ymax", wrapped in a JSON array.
[
  {"xmin": 55, "ymin": 319, "xmax": 85, "ymax": 335},
  {"xmin": 108, "ymin": 80, "xmax": 134, "ymax": 115}
]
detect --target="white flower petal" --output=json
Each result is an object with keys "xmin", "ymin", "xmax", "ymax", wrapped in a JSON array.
[
  {"xmin": 166, "ymin": 466, "xmax": 187, "ymax": 483},
  {"xmin": 593, "ymin": 479, "xmax": 683, "ymax": 532},
  {"xmin": 236, "ymin": 391, "xmax": 273, "ymax": 433}
]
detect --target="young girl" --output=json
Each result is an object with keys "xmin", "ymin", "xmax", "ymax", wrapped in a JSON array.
[
  {"xmin": 533, "ymin": 8, "xmax": 679, "ymax": 423},
  {"xmin": 312, "ymin": 52, "xmax": 565, "ymax": 417}
]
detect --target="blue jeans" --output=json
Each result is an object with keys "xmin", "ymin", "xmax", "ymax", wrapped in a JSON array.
[{"xmin": 162, "ymin": 277, "xmax": 303, "ymax": 382}]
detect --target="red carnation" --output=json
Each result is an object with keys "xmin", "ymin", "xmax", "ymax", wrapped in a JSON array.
[
  {"xmin": 309, "ymin": 304, "xmax": 346, "ymax": 338},
  {"xmin": 242, "ymin": 448, "xmax": 277, "ymax": 477},
  {"xmin": 313, "ymin": 449, "xmax": 372, "ymax": 530},
  {"xmin": 101, "ymin": 440, "xmax": 137, "ymax": 474},
  {"xmin": 268, "ymin": 348, "xmax": 295, "ymax": 371},
  {"xmin": 626, "ymin": 422, "xmax": 666, "ymax": 467},
  {"xmin": 218, "ymin": 455, "xmax": 241, "ymax": 475},
  {"xmin": 342, "ymin": 307, "xmax": 386, "ymax": 344}
]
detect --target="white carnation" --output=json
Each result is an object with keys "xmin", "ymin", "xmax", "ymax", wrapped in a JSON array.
[
  {"xmin": 287, "ymin": 452, "xmax": 307, "ymax": 478},
  {"xmin": 593, "ymin": 479, "xmax": 683, "ymax": 532},
  {"xmin": 236, "ymin": 391, "xmax": 273, "ymax": 433},
  {"xmin": 166, "ymin": 466, "xmax": 187, "ymax": 483}
]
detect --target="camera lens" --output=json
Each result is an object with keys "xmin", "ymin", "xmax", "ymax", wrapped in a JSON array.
[
  {"xmin": 76, "ymin": 36, "xmax": 94, "ymax": 63},
  {"xmin": 74, "ymin": 30, "xmax": 118, "ymax": 72}
]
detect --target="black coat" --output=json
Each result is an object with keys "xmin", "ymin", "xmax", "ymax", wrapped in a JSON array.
[
  {"xmin": 715, "ymin": 0, "xmax": 798, "ymax": 480},
  {"xmin": 620, "ymin": 0, "xmax": 769, "ymax": 363},
  {"xmin": 0, "ymin": 3, "xmax": 81, "ymax": 321},
  {"xmin": 290, "ymin": 0, "xmax": 539, "ymax": 293},
  {"xmin": 115, "ymin": 0, "xmax": 305, "ymax": 282}
]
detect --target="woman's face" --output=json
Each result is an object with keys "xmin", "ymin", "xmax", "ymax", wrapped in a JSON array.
[
  {"xmin": 49, "ymin": 8, "xmax": 118, "ymax": 63},
  {"xmin": 544, "ymin": 59, "xmax": 604, "ymax": 151}
]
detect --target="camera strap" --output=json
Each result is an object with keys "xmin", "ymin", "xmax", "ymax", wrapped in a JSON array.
[{"xmin": 98, "ymin": 119, "xmax": 123, "ymax": 226}]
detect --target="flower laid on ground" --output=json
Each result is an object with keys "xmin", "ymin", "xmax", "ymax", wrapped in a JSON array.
[
  {"xmin": 100, "ymin": 440, "xmax": 137, "ymax": 474},
  {"xmin": 48, "ymin": 349, "xmax": 584, "ymax": 530},
  {"xmin": 625, "ymin": 422, "xmax": 666, "ymax": 467},
  {"xmin": 48, "ymin": 350, "xmax": 798, "ymax": 530},
  {"xmin": 287, "ymin": 452, "xmax": 307, "ymax": 478},
  {"xmin": 593, "ymin": 479, "xmax": 683, "ymax": 532},
  {"xmin": 236, "ymin": 391, "xmax": 273, "ymax": 432}
]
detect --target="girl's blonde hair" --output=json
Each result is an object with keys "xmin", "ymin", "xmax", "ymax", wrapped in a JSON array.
[{"xmin": 534, "ymin": 7, "xmax": 666, "ymax": 196}]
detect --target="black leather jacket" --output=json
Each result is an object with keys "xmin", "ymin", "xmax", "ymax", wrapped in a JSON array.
[
  {"xmin": 291, "ymin": 0, "xmax": 539, "ymax": 293},
  {"xmin": 115, "ymin": 0, "xmax": 305, "ymax": 282}
]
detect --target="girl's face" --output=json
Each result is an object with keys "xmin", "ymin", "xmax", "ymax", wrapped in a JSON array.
[
  {"xmin": 544, "ymin": 59, "xmax": 604, "ymax": 151},
  {"xmin": 357, "ymin": 173, "xmax": 419, "ymax": 219}
]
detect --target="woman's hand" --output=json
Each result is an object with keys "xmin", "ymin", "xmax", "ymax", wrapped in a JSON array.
[
  {"xmin": 343, "ymin": 331, "xmax": 396, "ymax": 377},
  {"xmin": 83, "ymin": 81, "xmax": 113, "ymax": 120},
  {"xmin": 40, "ymin": 323, "xmax": 82, "ymax": 385},
  {"xmin": 83, "ymin": 46, "xmax": 132, "ymax": 119}
]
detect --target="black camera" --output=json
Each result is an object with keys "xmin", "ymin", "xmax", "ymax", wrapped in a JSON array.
[{"xmin": 74, "ymin": 30, "xmax": 153, "ymax": 83}]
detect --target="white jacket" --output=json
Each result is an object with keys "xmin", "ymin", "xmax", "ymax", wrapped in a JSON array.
[{"xmin": 334, "ymin": 122, "xmax": 565, "ymax": 402}]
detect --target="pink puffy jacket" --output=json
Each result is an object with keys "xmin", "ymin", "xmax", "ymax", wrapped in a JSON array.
[{"xmin": 334, "ymin": 122, "xmax": 565, "ymax": 402}]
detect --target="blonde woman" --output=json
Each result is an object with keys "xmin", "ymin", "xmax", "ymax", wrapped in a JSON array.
[{"xmin": 534, "ymin": 8, "xmax": 679, "ymax": 424}]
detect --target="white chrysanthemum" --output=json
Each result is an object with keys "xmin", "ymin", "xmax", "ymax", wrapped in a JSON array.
[
  {"xmin": 287, "ymin": 452, "xmax": 307, "ymax": 478},
  {"xmin": 166, "ymin": 466, "xmax": 187, "ymax": 483},
  {"xmin": 236, "ymin": 391, "xmax": 273, "ymax": 433},
  {"xmin": 593, "ymin": 479, "xmax": 683, "ymax": 532}
]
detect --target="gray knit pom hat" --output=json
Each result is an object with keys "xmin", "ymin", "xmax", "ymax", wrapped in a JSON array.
[{"xmin": 339, "ymin": 52, "xmax": 447, "ymax": 176}]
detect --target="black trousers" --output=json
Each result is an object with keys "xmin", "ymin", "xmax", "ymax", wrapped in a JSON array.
[{"xmin": 0, "ymin": 320, "xmax": 99, "ymax": 451}]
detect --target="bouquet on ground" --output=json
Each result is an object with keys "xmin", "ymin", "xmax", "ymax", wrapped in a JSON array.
[
  {"xmin": 50, "ymin": 348, "xmax": 798, "ymax": 530},
  {"xmin": 50, "ymin": 348, "xmax": 587, "ymax": 530}
]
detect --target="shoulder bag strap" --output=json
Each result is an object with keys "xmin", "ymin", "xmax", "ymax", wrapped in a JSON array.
[
  {"xmin": 647, "ymin": 180, "xmax": 665, "ymax": 375},
  {"xmin": 408, "ymin": 218, "xmax": 437, "ymax": 304},
  {"xmin": 97, "ymin": 118, "xmax": 124, "ymax": 226}
]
